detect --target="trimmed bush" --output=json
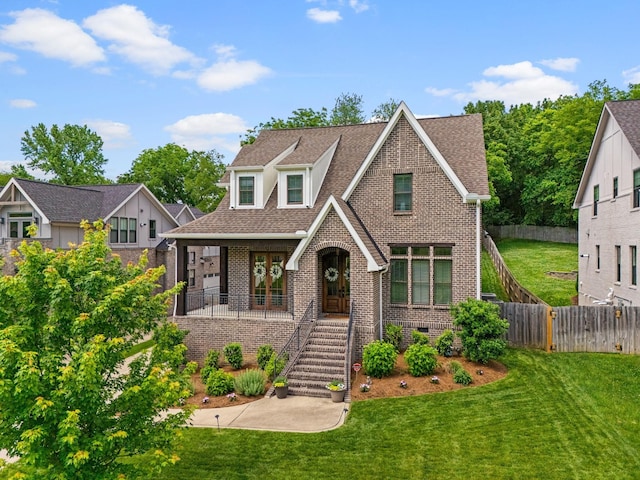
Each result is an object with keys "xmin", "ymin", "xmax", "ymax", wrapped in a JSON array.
[
  {"xmin": 362, "ymin": 340, "xmax": 397, "ymax": 378},
  {"xmin": 404, "ymin": 344, "xmax": 438, "ymax": 377},
  {"xmin": 453, "ymin": 368, "xmax": 473, "ymax": 386},
  {"xmin": 256, "ymin": 344, "xmax": 275, "ymax": 370},
  {"xmin": 223, "ymin": 343, "xmax": 244, "ymax": 370},
  {"xmin": 200, "ymin": 349, "xmax": 221, "ymax": 384},
  {"xmin": 435, "ymin": 329, "xmax": 455, "ymax": 356},
  {"xmin": 234, "ymin": 369, "xmax": 267, "ymax": 396},
  {"xmin": 411, "ymin": 329, "xmax": 430, "ymax": 345},
  {"xmin": 384, "ymin": 323, "xmax": 403, "ymax": 351},
  {"xmin": 205, "ymin": 368, "xmax": 235, "ymax": 396},
  {"xmin": 264, "ymin": 352, "xmax": 288, "ymax": 379},
  {"xmin": 451, "ymin": 299, "xmax": 509, "ymax": 364},
  {"xmin": 448, "ymin": 360, "xmax": 463, "ymax": 374}
]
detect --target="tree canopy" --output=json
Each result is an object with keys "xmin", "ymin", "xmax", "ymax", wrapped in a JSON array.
[
  {"xmin": 20, "ymin": 123, "xmax": 109, "ymax": 185},
  {"xmin": 118, "ymin": 144, "xmax": 226, "ymax": 213},
  {"xmin": 0, "ymin": 221, "xmax": 194, "ymax": 478}
]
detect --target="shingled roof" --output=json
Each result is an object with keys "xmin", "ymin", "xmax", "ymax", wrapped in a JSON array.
[{"xmin": 165, "ymin": 104, "xmax": 488, "ymax": 240}]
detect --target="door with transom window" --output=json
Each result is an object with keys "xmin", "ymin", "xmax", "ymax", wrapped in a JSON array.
[
  {"xmin": 322, "ymin": 251, "xmax": 350, "ymax": 314},
  {"xmin": 251, "ymin": 253, "xmax": 286, "ymax": 310}
]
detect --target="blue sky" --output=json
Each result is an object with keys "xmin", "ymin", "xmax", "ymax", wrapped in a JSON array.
[{"xmin": 1, "ymin": 0, "xmax": 639, "ymax": 180}]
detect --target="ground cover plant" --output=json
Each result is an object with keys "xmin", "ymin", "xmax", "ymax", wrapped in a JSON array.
[
  {"xmin": 139, "ymin": 349, "xmax": 640, "ymax": 479},
  {"xmin": 496, "ymin": 238, "xmax": 578, "ymax": 306}
]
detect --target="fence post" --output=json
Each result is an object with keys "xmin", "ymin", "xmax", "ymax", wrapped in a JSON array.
[{"xmin": 546, "ymin": 306, "xmax": 555, "ymax": 352}]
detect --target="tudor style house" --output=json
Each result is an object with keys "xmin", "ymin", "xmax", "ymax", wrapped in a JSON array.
[
  {"xmin": 0, "ymin": 179, "xmax": 218, "ymax": 293},
  {"xmin": 574, "ymin": 99, "xmax": 640, "ymax": 306},
  {"xmin": 163, "ymin": 102, "xmax": 490, "ymax": 389}
]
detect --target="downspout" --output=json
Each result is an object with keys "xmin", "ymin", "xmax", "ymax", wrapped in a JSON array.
[
  {"xmin": 379, "ymin": 265, "xmax": 389, "ymax": 340},
  {"xmin": 168, "ymin": 241, "xmax": 178, "ymax": 317},
  {"xmin": 476, "ymin": 198, "xmax": 481, "ymax": 300}
]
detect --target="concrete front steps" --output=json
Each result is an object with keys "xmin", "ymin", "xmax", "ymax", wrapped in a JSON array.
[{"xmin": 285, "ymin": 319, "xmax": 349, "ymax": 399}]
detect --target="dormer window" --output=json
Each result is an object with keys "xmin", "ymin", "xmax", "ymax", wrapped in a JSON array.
[
  {"xmin": 287, "ymin": 175, "xmax": 303, "ymax": 205},
  {"xmin": 238, "ymin": 176, "xmax": 255, "ymax": 206}
]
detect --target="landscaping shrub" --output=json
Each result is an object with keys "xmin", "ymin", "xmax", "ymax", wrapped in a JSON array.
[
  {"xmin": 200, "ymin": 349, "xmax": 221, "ymax": 384},
  {"xmin": 453, "ymin": 368, "xmax": 473, "ymax": 386},
  {"xmin": 150, "ymin": 322, "xmax": 189, "ymax": 370},
  {"xmin": 448, "ymin": 360, "xmax": 463, "ymax": 374},
  {"xmin": 257, "ymin": 344, "xmax": 275, "ymax": 370},
  {"xmin": 205, "ymin": 368, "xmax": 235, "ymax": 396},
  {"xmin": 384, "ymin": 323, "xmax": 403, "ymax": 351},
  {"xmin": 234, "ymin": 369, "xmax": 267, "ymax": 396},
  {"xmin": 264, "ymin": 352, "xmax": 288, "ymax": 379},
  {"xmin": 362, "ymin": 340, "xmax": 397, "ymax": 378},
  {"xmin": 223, "ymin": 342, "xmax": 244, "ymax": 369},
  {"xmin": 451, "ymin": 298, "xmax": 509, "ymax": 364},
  {"xmin": 404, "ymin": 344, "xmax": 438, "ymax": 377},
  {"xmin": 411, "ymin": 329, "xmax": 431, "ymax": 345},
  {"xmin": 435, "ymin": 329, "xmax": 455, "ymax": 356}
]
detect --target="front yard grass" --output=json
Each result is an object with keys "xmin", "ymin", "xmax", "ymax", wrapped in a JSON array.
[
  {"xmin": 496, "ymin": 238, "xmax": 578, "ymax": 306},
  {"xmin": 152, "ymin": 349, "xmax": 640, "ymax": 479}
]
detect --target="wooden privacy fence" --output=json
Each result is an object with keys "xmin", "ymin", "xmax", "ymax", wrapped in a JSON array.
[
  {"xmin": 500, "ymin": 303, "xmax": 640, "ymax": 354},
  {"xmin": 483, "ymin": 234, "xmax": 546, "ymax": 305}
]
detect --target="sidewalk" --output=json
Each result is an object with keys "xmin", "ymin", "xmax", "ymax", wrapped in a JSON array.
[{"xmin": 172, "ymin": 395, "xmax": 350, "ymax": 433}]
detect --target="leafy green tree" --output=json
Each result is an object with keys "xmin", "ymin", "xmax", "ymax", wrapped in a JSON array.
[
  {"xmin": 9, "ymin": 164, "xmax": 37, "ymax": 180},
  {"xmin": 371, "ymin": 98, "xmax": 400, "ymax": 121},
  {"xmin": 0, "ymin": 221, "xmax": 193, "ymax": 479},
  {"xmin": 20, "ymin": 123, "xmax": 109, "ymax": 185},
  {"xmin": 118, "ymin": 144, "xmax": 226, "ymax": 213},
  {"xmin": 0, "ymin": 172, "xmax": 11, "ymax": 186},
  {"xmin": 330, "ymin": 92, "xmax": 366, "ymax": 125},
  {"xmin": 241, "ymin": 107, "xmax": 329, "ymax": 145}
]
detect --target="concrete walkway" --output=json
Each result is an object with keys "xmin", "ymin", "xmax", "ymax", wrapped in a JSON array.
[{"xmin": 172, "ymin": 395, "xmax": 350, "ymax": 433}]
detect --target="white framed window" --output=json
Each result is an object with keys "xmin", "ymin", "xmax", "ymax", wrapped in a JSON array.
[
  {"xmin": 238, "ymin": 175, "xmax": 255, "ymax": 206},
  {"xmin": 109, "ymin": 217, "xmax": 137, "ymax": 244}
]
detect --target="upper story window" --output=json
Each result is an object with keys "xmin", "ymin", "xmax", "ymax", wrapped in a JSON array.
[
  {"xmin": 149, "ymin": 219, "xmax": 157, "ymax": 239},
  {"xmin": 394, "ymin": 173, "xmax": 412, "ymax": 212},
  {"xmin": 593, "ymin": 184, "xmax": 599, "ymax": 216},
  {"xmin": 613, "ymin": 177, "xmax": 618, "ymax": 199},
  {"xmin": 8, "ymin": 212, "xmax": 33, "ymax": 239},
  {"xmin": 634, "ymin": 169, "xmax": 640, "ymax": 208},
  {"xmin": 109, "ymin": 217, "xmax": 137, "ymax": 244},
  {"xmin": 238, "ymin": 176, "xmax": 255, "ymax": 206},
  {"xmin": 287, "ymin": 174, "xmax": 303, "ymax": 205}
]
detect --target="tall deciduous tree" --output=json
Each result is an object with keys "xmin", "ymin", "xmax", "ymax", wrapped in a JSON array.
[
  {"xmin": 371, "ymin": 98, "xmax": 400, "ymax": 122},
  {"xmin": 118, "ymin": 144, "xmax": 226, "ymax": 213},
  {"xmin": 0, "ymin": 221, "xmax": 194, "ymax": 478},
  {"xmin": 20, "ymin": 123, "xmax": 109, "ymax": 185},
  {"xmin": 241, "ymin": 107, "xmax": 329, "ymax": 145},
  {"xmin": 330, "ymin": 92, "xmax": 366, "ymax": 125}
]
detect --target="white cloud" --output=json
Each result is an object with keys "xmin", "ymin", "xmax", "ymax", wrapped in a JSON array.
[
  {"xmin": 622, "ymin": 66, "xmax": 640, "ymax": 84},
  {"xmin": 427, "ymin": 60, "xmax": 579, "ymax": 107},
  {"xmin": 0, "ymin": 51, "xmax": 17, "ymax": 62},
  {"xmin": 10, "ymin": 98, "xmax": 36, "ymax": 108},
  {"xmin": 307, "ymin": 8, "xmax": 342, "ymax": 23},
  {"xmin": 349, "ymin": 0, "xmax": 370, "ymax": 13},
  {"xmin": 540, "ymin": 57, "xmax": 579, "ymax": 72},
  {"xmin": 165, "ymin": 113, "xmax": 248, "ymax": 153},
  {"xmin": 84, "ymin": 119, "xmax": 134, "ymax": 149},
  {"xmin": 0, "ymin": 8, "xmax": 105, "ymax": 66},
  {"xmin": 425, "ymin": 87, "xmax": 456, "ymax": 97},
  {"xmin": 83, "ymin": 4, "xmax": 200, "ymax": 75},
  {"xmin": 197, "ymin": 58, "xmax": 272, "ymax": 92}
]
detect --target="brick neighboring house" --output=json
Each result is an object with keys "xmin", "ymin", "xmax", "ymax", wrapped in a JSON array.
[
  {"xmin": 0, "ymin": 179, "xmax": 218, "ymax": 294},
  {"xmin": 573, "ymin": 99, "xmax": 640, "ymax": 306},
  {"xmin": 163, "ymin": 102, "xmax": 490, "ymax": 389}
]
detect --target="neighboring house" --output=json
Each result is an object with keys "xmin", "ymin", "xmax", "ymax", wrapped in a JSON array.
[
  {"xmin": 163, "ymin": 103, "xmax": 490, "ymax": 366},
  {"xmin": 574, "ymin": 99, "xmax": 640, "ymax": 306},
  {"xmin": 0, "ymin": 179, "xmax": 218, "ymax": 294}
]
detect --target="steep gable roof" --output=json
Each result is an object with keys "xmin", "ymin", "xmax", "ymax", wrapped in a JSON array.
[{"xmin": 574, "ymin": 99, "xmax": 640, "ymax": 207}]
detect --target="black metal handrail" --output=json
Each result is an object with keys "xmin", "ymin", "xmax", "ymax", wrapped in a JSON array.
[
  {"xmin": 185, "ymin": 288, "xmax": 292, "ymax": 320},
  {"xmin": 269, "ymin": 300, "xmax": 315, "ymax": 380},
  {"xmin": 344, "ymin": 300, "xmax": 355, "ymax": 392}
]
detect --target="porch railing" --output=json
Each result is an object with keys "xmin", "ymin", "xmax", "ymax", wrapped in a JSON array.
[
  {"xmin": 185, "ymin": 288, "xmax": 293, "ymax": 320},
  {"xmin": 269, "ymin": 300, "xmax": 315, "ymax": 380},
  {"xmin": 344, "ymin": 300, "xmax": 355, "ymax": 393}
]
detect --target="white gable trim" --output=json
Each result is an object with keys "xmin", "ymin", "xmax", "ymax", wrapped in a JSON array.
[
  {"xmin": 342, "ymin": 102, "xmax": 470, "ymax": 202},
  {"xmin": 286, "ymin": 195, "xmax": 383, "ymax": 272},
  {"xmin": 0, "ymin": 178, "xmax": 50, "ymax": 224}
]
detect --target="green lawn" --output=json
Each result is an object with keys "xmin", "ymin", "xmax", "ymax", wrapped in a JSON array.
[
  {"xmin": 495, "ymin": 239, "xmax": 578, "ymax": 306},
  {"xmin": 148, "ymin": 349, "xmax": 639, "ymax": 479},
  {"xmin": 481, "ymin": 248, "xmax": 509, "ymax": 301}
]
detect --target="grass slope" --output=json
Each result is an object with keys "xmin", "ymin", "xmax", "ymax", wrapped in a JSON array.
[
  {"xmin": 481, "ymin": 248, "xmax": 509, "ymax": 301},
  {"xmin": 153, "ymin": 349, "xmax": 640, "ymax": 480},
  {"xmin": 496, "ymin": 239, "xmax": 578, "ymax": 306}
]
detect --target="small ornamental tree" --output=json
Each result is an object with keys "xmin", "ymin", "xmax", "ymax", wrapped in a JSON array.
[
  {"xmin": 450, "ymin": 298, "xmax": 510, "ymax": 364},
  {"xmin": 0, "ymin": 221, "xmax": 194, "ymax": 479}
]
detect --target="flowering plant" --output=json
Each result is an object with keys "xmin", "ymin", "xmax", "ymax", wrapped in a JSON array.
[
  {"xmin": 360, "ymin": 383, "xmax": 370, "ymax": 392},
  {"xmin": 202, "ymin": 396, "xmax": 210, "ymax": 404},
  {"xmin": 326, "ymin": 380, "xmax": 345, "ymax": 391},
  {"xmin": 399, "ymin": 380, "xmax": 407, "ymax": 389},
  {"xmin": 226, "ymin": 392, "xmax": 237, "ymax": 402},
  {"xmin": 430, "ymin": 376, "xmax": 440, "ymax": 384}
]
